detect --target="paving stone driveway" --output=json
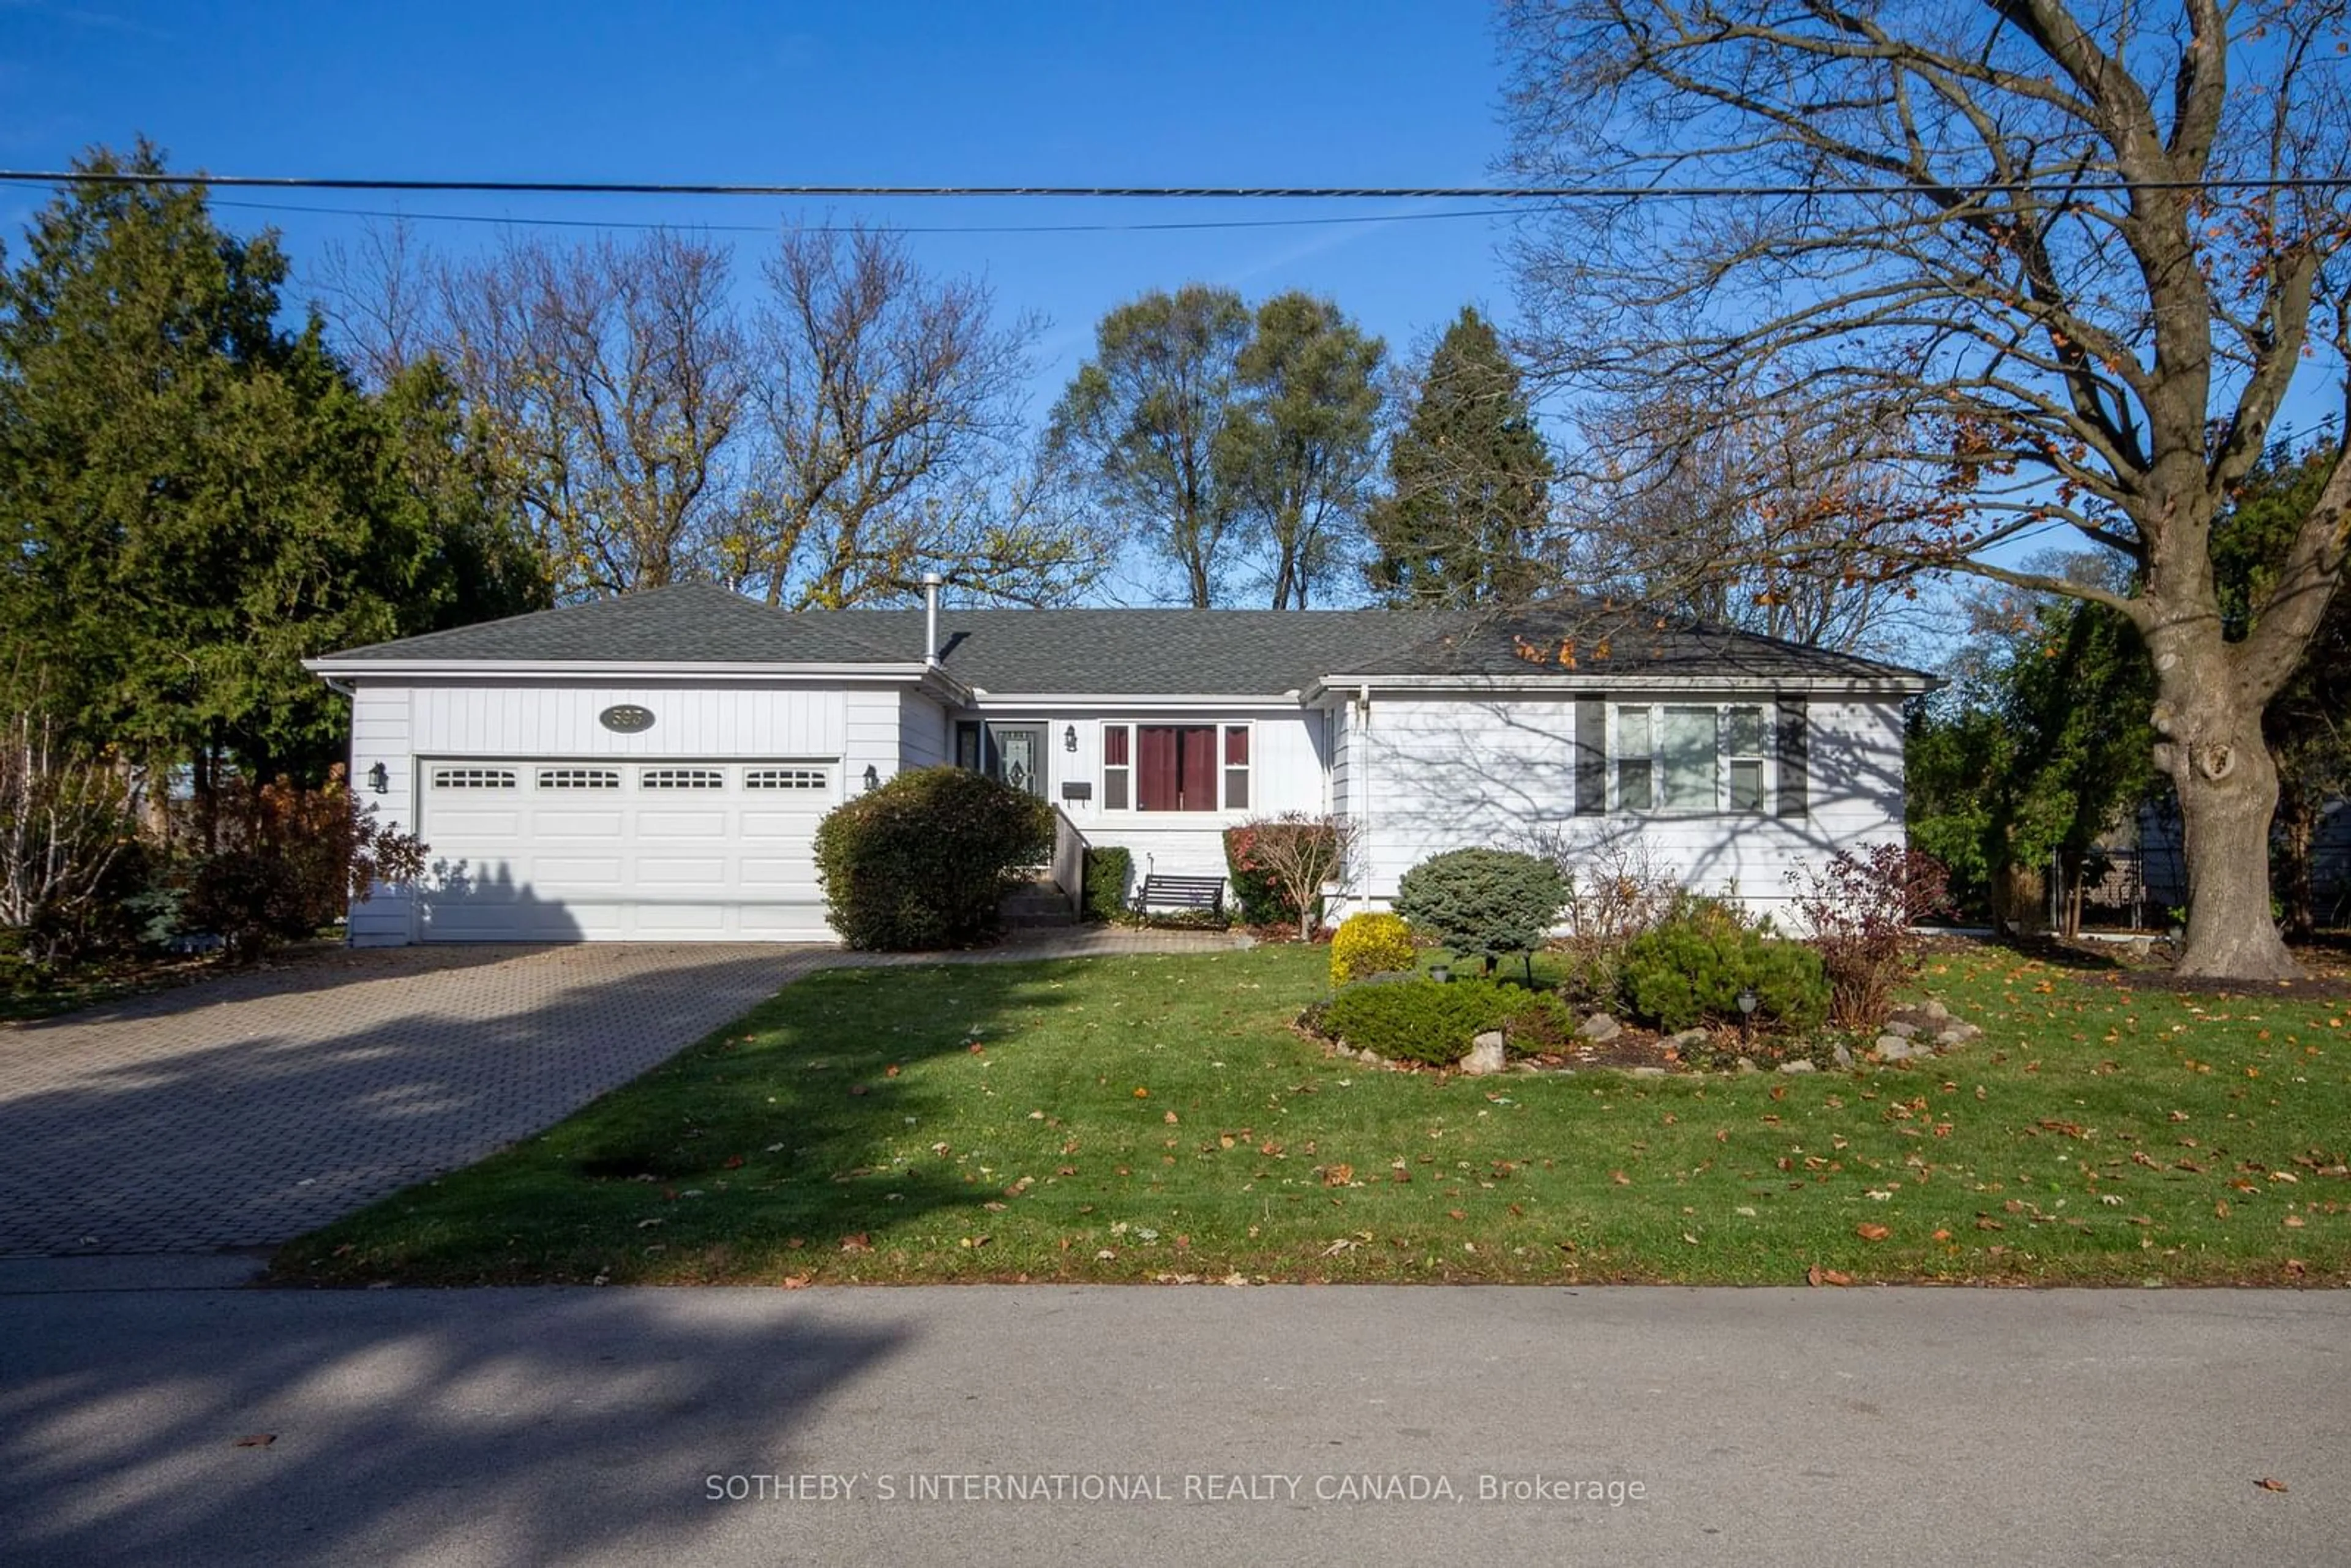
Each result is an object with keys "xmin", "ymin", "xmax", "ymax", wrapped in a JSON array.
[
  {"xmin": 0, "ymin": 945, "xmax": 844, "ymax": 1257},
  {"xmin": 0, "ymin": 929, "xmax": 1243, "ymax": 1259}
]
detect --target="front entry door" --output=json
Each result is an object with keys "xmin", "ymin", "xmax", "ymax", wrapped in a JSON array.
[
  {"xmin": 956, "ymin": 722, "xmax": 1049, "ymax": 799},
  {"xmin": 993, "ymin": 726, "xmax": 1047, "ymax": 798}
]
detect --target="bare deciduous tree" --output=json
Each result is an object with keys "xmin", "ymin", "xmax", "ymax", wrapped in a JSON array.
[
  {"xmin": 440, "ymin": 231, "xmax": 750, "ymax": 598},
  {"xmin": 1562, "ymin": 381, "xmax": 1931, "ymax": 655},
  {"xmin": 0, "ymin": 712, "xmax": 135, "ymax": 964},
  {"xmin": 732, "ymin": 226, "xmax": 1100, "ymax": 608},
  {"xmin": 1502, "ymin": 0, "xmax": 2351, "ymax": 978}
]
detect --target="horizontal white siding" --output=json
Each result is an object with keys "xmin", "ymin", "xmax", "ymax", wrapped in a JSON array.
[
  {"xmin": 978, "ymin": 707, "xmax": 1330, "ymax": 884},
  {"xmin": 900, "ymin": 693, "xmax": 948, "ymax": 770},
  {"xmin": 1350, "ymin": 694, "xmax": 1907, "ymax": 926},
  {"xmin": 347, "ymin": 685, "xmax": 415, "ymax": 945}
]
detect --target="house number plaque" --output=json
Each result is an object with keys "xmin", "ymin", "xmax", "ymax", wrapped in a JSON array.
[{"xmin": 598, "ymin": 704, "xmax": 656, "ymax": 734}]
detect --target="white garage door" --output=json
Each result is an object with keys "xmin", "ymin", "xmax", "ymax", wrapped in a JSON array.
[{"xmin": 415, "ymin": 759, "xmax": 838, "ymax": 942}]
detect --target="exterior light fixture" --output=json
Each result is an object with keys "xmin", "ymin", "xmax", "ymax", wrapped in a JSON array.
[
  {"xmin": 862, "ymin": 764, "xmax": 881, "ymax": 792},
  {"xmin": 1736, "ymin": 986, "xmax": 1760, "ymax": 1046},
  {"xmin": 1430, "ymin": 963, "xmax": 1452, "ymax": 984},
  {"xmin": 367, "ymin": 762, "xmax": 389, "ymax": 794},
  {"xmin": 1063, "ymin": 724, "xmax": 1078, "ymax": 752}
]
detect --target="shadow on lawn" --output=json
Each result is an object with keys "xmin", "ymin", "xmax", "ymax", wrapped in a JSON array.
[{"xmin": 274, "ymin": 957, "xmax": 1095, "ymax": 1283}]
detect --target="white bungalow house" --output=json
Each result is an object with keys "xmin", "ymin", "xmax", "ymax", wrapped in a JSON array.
[{"xmin": 304, "ymin": 581, "xmax": 1935, "ymax": 945}]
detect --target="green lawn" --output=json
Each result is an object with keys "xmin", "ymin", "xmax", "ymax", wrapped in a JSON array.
[{"xmin": 270, "ymin": 941, "xmax": 2351, "ymax": 1288}]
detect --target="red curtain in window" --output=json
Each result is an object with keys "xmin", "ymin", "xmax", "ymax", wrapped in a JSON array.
[
  {"xmin": 1137, "ymin": 726, "xmax": 1179, "ymax": 811},
  {"xmin": 1174, "ymin": 726, "xmax": 1216, "ymax": 809},
  {"xmin": 1135, "ymin": 726, "xmax": 1218, "ymax": 810}
]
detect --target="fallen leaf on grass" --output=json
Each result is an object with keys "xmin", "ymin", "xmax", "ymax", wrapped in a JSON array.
[
  {"xmin": 839, "ymin": 1234, "xmax": 872, "ymax": 1253},
  {"xmin": 1855, "ymin": 1223, "xmax": 1891, "ymax": 1242},
  {"xmin": 1805, "ymin": 1265, "xmax": 1852, "ymax": 1287},
  {"xmin": 1610, "ymin": 1170, "xmax": 1631, "ymax": 1186},
  {"xmin": 776, "ymin": 1275, "xmax": 812, "ymax": 1289},
  {"xmin": 1321, "ymin": 1163, "xmax": 1355, "ymax": 1187}
]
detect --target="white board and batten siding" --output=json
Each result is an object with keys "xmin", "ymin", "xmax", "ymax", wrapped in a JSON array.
[
  {"xmin": 1340, "ymin": 693, "xmax": 1908, "ymax": 928},
  {"xmin": 347, "ymin": 680, "xmax": 909, "ymax": 945}
]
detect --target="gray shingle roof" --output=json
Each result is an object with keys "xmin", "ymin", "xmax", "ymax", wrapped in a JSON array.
[{"xmin": 317, "ymin": 583, "xmax": 1931, "ymax": 691}]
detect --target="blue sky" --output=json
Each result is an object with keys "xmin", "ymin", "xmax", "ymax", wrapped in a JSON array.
[{"xmin": 0, "ymin": 0, "xmax": 1519, "ymax": 413}]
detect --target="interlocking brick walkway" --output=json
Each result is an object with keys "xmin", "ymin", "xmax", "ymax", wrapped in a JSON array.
[{"xmin": 0, "ymin": 929, "xmax": 1243, "ymax": 1258}]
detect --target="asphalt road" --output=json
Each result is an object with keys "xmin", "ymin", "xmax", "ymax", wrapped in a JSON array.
[{"xmin": 1, "ymin": 1273, "xmax": 2342, "ymax": 1567}]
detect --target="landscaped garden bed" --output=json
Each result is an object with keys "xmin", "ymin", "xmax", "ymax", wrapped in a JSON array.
[{"xmin": 271, "ymin": 937, "xmax": 2351, "ymax": 1291}]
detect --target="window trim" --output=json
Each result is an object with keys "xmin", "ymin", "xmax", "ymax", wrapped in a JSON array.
[
  {"xmin": 1612, "ymin": 702, "xmax": 1774, "ymax": 816},
  {"xmin": 639, "ymin": 766, "xmax": 727, "ymax": 791},
  {"xmin": 1098, "ymin": 719, "xmax": 1253, "ymax": 814}
]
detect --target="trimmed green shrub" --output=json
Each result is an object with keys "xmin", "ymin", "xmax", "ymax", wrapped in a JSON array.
[
  {"xmin": 1619, "ymin": 906, "xmax": 1829, "ymax": 1032},
  {"xmin": 1082, "ymin": 845, "xmax": 1134, "ymax": 922},
  {"xmin": 1330, "ymin": 910, "xmax": 1415, "ymax": 985},
  {"xmin": 1321, "ymin": 977, "xmax": 1525, "ymax": 1065},
  {"xmin": 1394, "ymin": 848, "xmax": 1566, "ymax": 967},
  {"xmin": 813, "ymin": 766, "xmax": 1055, "ymax": 950}
]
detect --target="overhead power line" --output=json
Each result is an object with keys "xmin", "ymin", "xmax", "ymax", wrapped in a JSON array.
[
  {"xmin": 6, "ymin": 170, "xmax": 2351, "ymax": 200},
  {"xmin": 208, "ymin": 197, "xmax": 1524, "ymax": 235}
]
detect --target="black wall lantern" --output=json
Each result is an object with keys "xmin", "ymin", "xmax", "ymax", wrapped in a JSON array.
[
  {"xmin": 1063, "ymin": 724, "xmax": 1078, "ymax": 752},
  {"xmin": 366, "ymin": 762, "xmax": 389, "ymax": 794},
  {"xmin": 863, "ymin": 763, "xmax": 881, "ymax": 792}
]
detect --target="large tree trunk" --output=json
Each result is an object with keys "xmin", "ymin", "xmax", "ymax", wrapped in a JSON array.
[{"xmin": 2153, "ymin": 641, "xmax": 2299, "ymax": 980}]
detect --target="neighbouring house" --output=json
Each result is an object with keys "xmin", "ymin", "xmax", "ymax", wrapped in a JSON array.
[{"xmin": 304, "ymin": 582, "xmax": 1936, "ymax": 944}]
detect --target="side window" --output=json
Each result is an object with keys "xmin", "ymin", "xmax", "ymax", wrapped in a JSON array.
[
  {"xmin": 1102, "ymin": 724, "xmax": 1131, "ymax": 811},
  {"xmin": 1616, "ymin": 707, "xmax": 1652, "ymax": 812},
  {"xmin": 1222, "ymin": 725, "xmax": 1250, "ymax": 811},
  {"xmin": 1723, "ymin": 705, "xmax": 1768, "ymax": 812}
]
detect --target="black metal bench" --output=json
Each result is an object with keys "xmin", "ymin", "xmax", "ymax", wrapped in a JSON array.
[{"xmin": 1138, "ymin": 873, "xmax": 1226, "ymax": 913}]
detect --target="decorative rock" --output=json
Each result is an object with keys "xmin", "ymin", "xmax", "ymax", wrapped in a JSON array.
[
  {"xmin": 1665, "ymin": 1028, "xmax": 1712, "ymax": 1052},
  {"xmin": 1630, "ymin": 1065, "xmax": 1668, "ymax": 1078},
  {"xmin": 1577, "ymin": 1013, "xmax": 1623, "ymax": 1043},
  {"xmin": 1461, "ymin": 1031, "xmax": 1508, "ymax": 1076},
  {"xmin": 1359, "ymin": 1050, "xmax": 1386, "ymax": 1068},
  {"xmin": 1779, "ymin": 1059, "xmax": 1817, "ymax": 1074},
  {"xmin": 1936, "ymin": 1023, "xmax": 1982, "ymax": 1045},
  {"xmin": 1921, "ymin": 999, "xmax": 1951, "ymax": 1021},
  {"xmin": 1875, "ymin": 1035, "xmax": 1916, "ymax": 1060},
  {"xmin": 1883, "ymin": 1020, "xmax": 1921, "ymax": 1039},
  {"xmin": 1831, "ymin": 1042, "xmax": 1855, "ymax": 1071},
  {"xmin": 1734, "ymin": 1057, "xmax": 1760, "ymax": 1074}
]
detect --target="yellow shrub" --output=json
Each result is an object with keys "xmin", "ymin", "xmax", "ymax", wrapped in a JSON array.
[{"xmin": 1330, "ymin": 911, "xmax": 1417, "ymax": 986}]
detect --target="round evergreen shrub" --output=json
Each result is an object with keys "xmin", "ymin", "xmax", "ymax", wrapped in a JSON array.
[
  {"xmin": 812, "ymin": 766, "xmax": 1055, "ymax": 950},
  {"xmin": 1394, "ymin": 848, "xmax": 1566, "ymax": 967},
  {"xmin": 1329, "ymin": 910, "xmax": 1415, "ymax": 985},
  {"xmin": 1619, "ymin": 905, "xmax": 1829, "ymax": 1032}
]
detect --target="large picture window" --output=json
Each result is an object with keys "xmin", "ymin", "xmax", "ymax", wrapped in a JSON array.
[
  {"xmin": 1101, "ymin": 722, "xmax": 1250, "ymax": 812},
  {"xmin": 1616, "ymin": 703, "xmax": 1769, "ymax": 814}
]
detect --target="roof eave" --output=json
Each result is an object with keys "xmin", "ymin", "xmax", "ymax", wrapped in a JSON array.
[
  {"xmin": 1303, "ymin": 670, "xmax": 1938, "ymax": 700},
  {"xmin": 304, "ymin": 658, "xmax": 939, "ymax": 682}
]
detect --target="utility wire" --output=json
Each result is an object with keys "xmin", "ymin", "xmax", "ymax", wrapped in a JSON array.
[
  {"xmin": 10, "ymin": 171, "xmax": 2351, "ymax": 199},
  {"xmin": 209, "ymin": 197, "xmax": 1523, "ymax": 234}
]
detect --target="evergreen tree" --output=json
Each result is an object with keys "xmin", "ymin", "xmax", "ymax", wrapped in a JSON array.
[
  {"xmin": 1364, "ymin": 307, "xmax": 1553, "ymax": 607},
  {"xmin": 0, "ymin": 142, "xmax": 544, "ymax": 817}
]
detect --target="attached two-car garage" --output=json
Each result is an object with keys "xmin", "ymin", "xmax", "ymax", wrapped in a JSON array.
[{"xmin": 414, "ymin": 757, "xmax": 838, "ymax": 942}]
